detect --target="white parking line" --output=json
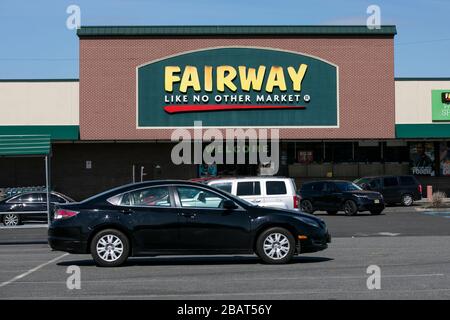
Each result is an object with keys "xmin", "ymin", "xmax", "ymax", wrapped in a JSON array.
[
  {"xmin": 377, "ymin": 232, "xmax": 401, "ymax": 236},
  {"xmin": 352, "ymin": 232, "xmax": 402, "ymax": 237},
  {"xmin": 0, "ymin": 253, "xmax": 68, "ymax": 288}
]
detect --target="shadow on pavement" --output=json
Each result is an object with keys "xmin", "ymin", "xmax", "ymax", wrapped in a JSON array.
[
  {"xmin": 0, "ymin": 240, "xmax": 48, "ymax": 245},
  {"xmin": 313, "ymin": 212, "xmax": 383, "ymax": 217},
  {"xmin": 57, "ymin": 255, "xmax": 333, "ymax": 267}
]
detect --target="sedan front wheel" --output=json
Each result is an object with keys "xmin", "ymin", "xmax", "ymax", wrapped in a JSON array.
[{"xmin": 256, "ymin": 227, "xmax": 295, "ymax": 264}]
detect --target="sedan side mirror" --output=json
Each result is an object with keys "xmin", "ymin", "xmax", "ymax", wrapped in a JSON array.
[
  {"xmin": 197, "ymin": 191, "xmax": 206, "ymax": 203},
  {"xmin": 222, "ymin": 199, "xmax": 238, "ymax": 210}
]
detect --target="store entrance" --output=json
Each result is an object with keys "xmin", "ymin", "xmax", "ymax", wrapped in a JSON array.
[
  {"xmin": 197, "ymin": 163, "xmax": 259, "ymax": 179},
  {"xmin": 197, "ymin": 141, "xmax": 275, "ymax": 178},
  {"xmin": 132, "ymin": 163, "xmax": 163, "ymax": 182}
]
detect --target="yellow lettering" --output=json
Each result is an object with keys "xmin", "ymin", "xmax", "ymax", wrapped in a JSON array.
[
  {"xmin": 204, "ymin": 66, "xmax": 213, "ymax": 92},
  {"xmin": 287, "ymin": 64, "xmax": 308, "ymax": 92},
  {"xmin": 166, "ymin": 64, "xmax": 308, "ymax": 93},
  {"xmin": 179, "ymin": 66, "xmax": 201, "ymax": 93},
  {"xmin": 164, "ymin": 66, "xmax": 181, "ymax": 92},
  {"xmin": 217, "ymin": 66, "xmax": 237, "ymax": 92},
  {"xmin": 238, "ymin": 66, "xmax": 266, "ymax": 92},
  {"xmin": 265, "ymin": 66, "xmax": 287, "ymax": 93}
]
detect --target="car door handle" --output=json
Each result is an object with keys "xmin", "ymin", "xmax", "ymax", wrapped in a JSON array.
[
  {"xmin": 252, "ymin": 199, "xmax": 261, "ymax": 203},
  {"xmin": 181, "ymin": 212, "xmax": 197, "ymax": 219},
  {"xmin": 120, "ymin": 208, "xmax": 134, "ymax": 214}
]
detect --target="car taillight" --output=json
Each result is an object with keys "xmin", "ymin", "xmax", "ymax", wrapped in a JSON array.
[
  {"xmin": 418, "ymin": 184, "xmax": 423, "ymax": 194},
  {"xmin": 54, "ymin": 209, "xmax": 78, "ymax": 220},
  {"xmin": 293, "ymin": 195, "xmax": 300, "ymax": 209}
]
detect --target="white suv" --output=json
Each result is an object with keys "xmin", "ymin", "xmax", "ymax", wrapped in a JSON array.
[{"xmin": 207, "ymin": 177, "xmax": 300, "ymax": 211}]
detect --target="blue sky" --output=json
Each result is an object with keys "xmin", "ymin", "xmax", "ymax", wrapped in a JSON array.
[{"xmin": 0, "ymin": 0, "xmax": 449, "ymax": 79}]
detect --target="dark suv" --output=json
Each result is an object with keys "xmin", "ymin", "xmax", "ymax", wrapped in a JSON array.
[
  {"xmin": 354, "ymin": 175, "xmax": 422, "ymax": 206},
  {"xmin": 299, "ymin": 180, "xmax": 385, "ymax": 216}
]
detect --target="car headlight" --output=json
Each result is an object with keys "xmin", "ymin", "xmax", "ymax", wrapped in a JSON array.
[{"xmin": 298, "ymin": 216, "xmax": 321, "ymax": 228}]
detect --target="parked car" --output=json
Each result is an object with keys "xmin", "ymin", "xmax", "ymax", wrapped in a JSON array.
[
  {"xmin": 2, "ymin": 186, "xmax": 46, "ymax": 199},
  {"xmin": 48, "ymin": 180, "xmax": 330, "ymax": 267},
  {"xmin": 354, "ymin": 175, "xmax": 422, "ymax": 206},
  {"xmin": 0, "ymin": 191, "xmax": 75, "ymax": 226},
  {"xmin": 299, "ymin": 180, "xmax": 385, "ymax": 216},
  {"xmin": 206, "ymin": 177, "xmax": 300, "ymax": 210}
]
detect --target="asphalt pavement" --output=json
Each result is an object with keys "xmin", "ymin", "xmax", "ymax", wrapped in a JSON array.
[
  {"xmin": 0, "ymin": 208, "xmax": 449, "ymax": 299},
  {"xmin": 0, "ymin": 236, "xmax": 449, "ymax": 299}
]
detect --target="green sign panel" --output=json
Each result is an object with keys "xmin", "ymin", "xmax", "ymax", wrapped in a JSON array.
[
  {"xmin": 137, "ymin": 47, "xmax": 338, "ymax": 127},
  {"xmin": 432, "ymin": 90, "xmax": 450, "ymax": 121}
]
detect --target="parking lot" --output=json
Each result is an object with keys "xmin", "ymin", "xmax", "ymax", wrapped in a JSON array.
[{"xmin": 1, "ymin": 207, "xmax": 449, "ymax": 300}]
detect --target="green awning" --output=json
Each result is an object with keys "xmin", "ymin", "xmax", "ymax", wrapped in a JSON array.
[
  {"xmin": 396, "ymin": 124, "xmax": 450, "ymax": 138},
  {"xmin": 0, "ymin": 135, "xmax": 51, "ymax": 156},
  {"xmin": 0, "ymin": 125, "xmax": 79, "ymax": 140}
]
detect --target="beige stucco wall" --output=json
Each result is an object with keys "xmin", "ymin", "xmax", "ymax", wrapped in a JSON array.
[
  {"xmin": 1, "ymin": 80, "xmax": 448, "ymax": 128},
  {"xmin": 0, "ymin": 81, "xmax": 79, "ymax": 125},
  {"xmin": 395, "ymin": 80, "xmax": 450, "ymax": 124}
]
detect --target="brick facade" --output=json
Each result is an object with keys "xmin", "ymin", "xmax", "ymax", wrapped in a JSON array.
[{"xmin": 79, "ymin": 36, "xmax": 395, "ymax": 140}]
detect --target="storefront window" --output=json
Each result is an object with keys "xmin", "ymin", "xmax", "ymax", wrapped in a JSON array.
[
  {"xmin": 198, "ymin": 163, "xmax": 217, "ymax": 178},
  {"xmin": 439, "ymin": 142, "xmax": 450, "ymax": 176},
  {"xmin": 291, "ymin": 142, "xmax": 325, "ymax": 164},
  {"xmin": 384, "ymin": 144, "xmax": 409, "ymax": 163},
  {"xmin": 290, "ymin": 142, "xmax": 389, "ymax": 164},
  {"xmin": 355, "ymin": 145, "xmax": 381, "ymax": 163},
  {"xmin": 409, "ymin": 142, "xmax": 435, "ymax": 176},
  {"xmin": 297, "ymin": 150, "xmax": 314, "ymax": 164},
  {"xmin": 331, "ymin": 142, "xmax": 353, "ymax": 162}
]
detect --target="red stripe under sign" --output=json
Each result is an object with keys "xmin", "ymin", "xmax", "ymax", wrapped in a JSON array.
[{"xmin": 164, "ymin": 105, "xmax": 306, "ymax": 114}]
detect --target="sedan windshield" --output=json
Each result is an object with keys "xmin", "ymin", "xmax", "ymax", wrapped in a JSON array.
[{"xmin": 335, "ymin": 182, "xmax": 363, "ymax": 192}]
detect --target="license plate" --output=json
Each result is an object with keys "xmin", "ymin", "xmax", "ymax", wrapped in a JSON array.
[{"xmin": 374, "ymin": 199, "xmax": 380, "ymax": 204}]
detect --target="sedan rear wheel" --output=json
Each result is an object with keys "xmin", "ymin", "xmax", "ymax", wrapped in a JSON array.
[
  {"xmin": 344, "ymin": 200, "xmax": 358, "ymax": 216},
  {"xmin": 256, "ymin": 227, "xmax": 295, "ymax": 264},
  {"xmin": 91, "ymin": 229, "xmax": 130, "ymax": 267},
  {"xmin": 3, "ymin": 214, "xmax": 20, "ymax": 226}
]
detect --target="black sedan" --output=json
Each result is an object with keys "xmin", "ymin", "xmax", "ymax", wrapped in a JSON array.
[
  {"xmin": 299, "ymin": 180, "xmax": 385, "ymax": 216},
  {"xmin": 48, "ymin": 180, "xmax": 330, "ymax": 267},
  {"xmin": 0, "ymin": 191, "xmax": 74, "ymax": 226}
]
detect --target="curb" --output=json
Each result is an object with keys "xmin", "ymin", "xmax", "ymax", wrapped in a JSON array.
[{"xmin": 415, "ymin": 207, "xmax": 450, "ymax": 212}]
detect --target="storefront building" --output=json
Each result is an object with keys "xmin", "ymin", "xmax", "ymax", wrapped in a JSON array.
[
  {"xmin": 0, "ymin": 26, "xmax": 449, "ymax": 199},
  {"xmin": 394, "ymin": 78, "xmax": 450, "ymax": 192}
]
